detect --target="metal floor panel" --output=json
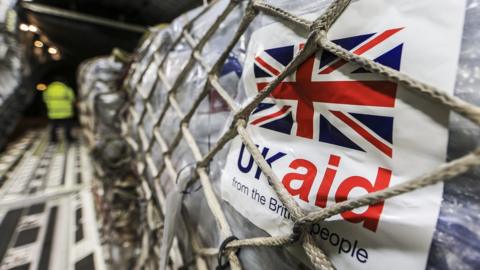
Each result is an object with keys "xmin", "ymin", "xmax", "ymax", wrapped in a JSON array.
[{"xmin": 0, "ymin": 130, "xmax": 105, "ymax": 270}]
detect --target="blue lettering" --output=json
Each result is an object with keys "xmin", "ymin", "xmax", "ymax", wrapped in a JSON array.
[
  {"xmin": 254, "ymin": 146, "xmax": 286, "ymax": 179},
  {"xmin": 237, "ymin": 143, "xmax": 254, "ymax": 173}
]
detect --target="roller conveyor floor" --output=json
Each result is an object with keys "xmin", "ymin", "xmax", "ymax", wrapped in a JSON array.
[{"xmin": 0, "ymin": 130, "xmax": 106, "ymax": 270}]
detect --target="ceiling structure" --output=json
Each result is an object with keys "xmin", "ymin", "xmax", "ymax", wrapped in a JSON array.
[
  {"xmin": 27, "ymin": 0, "xmax": 203, "ymax": 26},
  {"xmin": 17, "ymin": 0, "xmax": 202, "ymax": 73}
]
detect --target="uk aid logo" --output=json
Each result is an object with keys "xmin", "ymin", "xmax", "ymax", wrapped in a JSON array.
[{"xmin": 238, "ymin": 28, "xmax": 404, "ymax": 232}]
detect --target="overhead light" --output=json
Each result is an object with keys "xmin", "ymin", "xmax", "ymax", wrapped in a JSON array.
[
  {"xmin": 48, "ymin": 47, "xmax": 58, "ymax": 55},
  {"xmin": 36, "ymin": 83, "xmax": 47, "ymax": 91},
  {"xmin": 19, "ymin": 23, "xmax": 29, "ymax": 31},
  {"xmin": 34, "ymin": 40, "xmax": 44, "ymax": 48},
  {"xmin": 28, "ymin": 25, "xmax": 38, "ymax": 32}
]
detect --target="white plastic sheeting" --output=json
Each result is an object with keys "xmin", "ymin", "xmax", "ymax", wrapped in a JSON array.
[{"xmin": 0, "ymin": 18, "xmax": 30, "ymax": 149}]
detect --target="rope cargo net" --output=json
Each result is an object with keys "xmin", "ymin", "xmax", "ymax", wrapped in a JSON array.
[{"xmin": 80, "ymin": 0, "xmax": 480, "ymax": 269}]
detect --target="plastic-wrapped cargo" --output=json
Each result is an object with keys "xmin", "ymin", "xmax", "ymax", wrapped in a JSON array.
[
  {"xmin": 124, "ymin": 2, "xmax": 309, "ymax": 268},
  {"xmin": 111, "ymin": 0, "xmax": 480, "ymax": 269},
  {"xmin": 78, "ymin": 54, "xmax": 141, "ymax": 270},
  {"xmin": 0, "ymin": 34, "xmax": 31, "ymax": 149},
  {"xmin": 0, "ymin": 0, "xmax": 33, "ymax": 149},
  {"xmin": 78, "ymin": 55, "xmax": 126, "ymax": 144}
]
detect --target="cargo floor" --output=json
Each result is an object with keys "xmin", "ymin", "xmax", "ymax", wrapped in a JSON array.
[{"xmin": 0, "ymin": 129, "xmax": 106, "ymax": 270}]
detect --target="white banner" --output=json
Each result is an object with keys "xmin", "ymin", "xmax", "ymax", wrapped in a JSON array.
[{"xmin": 221, "ymin": 0, "xmax": 466, "ymax": 269}]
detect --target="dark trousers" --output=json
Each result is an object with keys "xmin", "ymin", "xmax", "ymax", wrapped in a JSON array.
[{"xmin": 50, "ymin": 118, "xmax": 74, "ymax": 143}]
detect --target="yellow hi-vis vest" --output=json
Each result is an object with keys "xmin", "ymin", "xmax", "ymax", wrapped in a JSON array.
[{"xmin": 42, "ymin": 81, "xmax": 75, "ymax": 119}]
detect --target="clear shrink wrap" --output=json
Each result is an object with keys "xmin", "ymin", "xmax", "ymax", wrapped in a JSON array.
[{"xmin": 427, "ymin": 0, "xmax": 480, "ymax": 269}]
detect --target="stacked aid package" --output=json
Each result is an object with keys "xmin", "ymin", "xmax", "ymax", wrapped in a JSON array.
[
  {"xmin": 125, "ymin": 0, "xmax": 480, "ymax": 269},
  {"xmin": 0, "ymin": 0, "xmax": 32, "ymax": 148},
  {"xmin": 78, "ymin": 56, "xmax": 125, "ymax": 141},
  {"xmin": 78, "ymin": 55, "xmax": 142, "ymax": 268},
  {"xmin": 0, "ymin": 34, "xmax": 31, "ymax": 149}
]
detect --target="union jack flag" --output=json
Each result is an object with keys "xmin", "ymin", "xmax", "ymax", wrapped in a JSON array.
[{"xmin": 249, "ymin": 28, "xmax": 404, "ymax": 158}]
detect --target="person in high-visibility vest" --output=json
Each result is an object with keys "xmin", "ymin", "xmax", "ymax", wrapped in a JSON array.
[{"xmin": 42, "ymin": 79, "xmax": 76, "ymax": 143}]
